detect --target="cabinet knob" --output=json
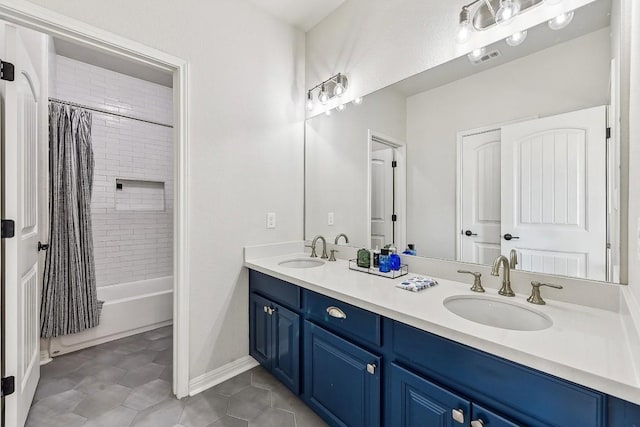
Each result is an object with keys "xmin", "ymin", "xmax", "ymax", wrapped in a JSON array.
[
  {"xmin": 471, "ymin": 420, "xmax": 485, "ymax": 427},
  {"xmin": 452, "ymin": 409, "xmax": 465, "ymax": 424},
  {"xmin": 326, "ymin": 306, "xmax": 347, "ymax": 319},
  {"xmin": 263, "ymin": 306, "xmax": 269, "ymax": 313},
  {"xmin": 366, "ymin": 363, "xmax": 376, "ymax": 374}
]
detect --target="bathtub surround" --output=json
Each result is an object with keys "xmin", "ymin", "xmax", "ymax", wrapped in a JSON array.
[
  {"xmin": 41, "ymin": 103, "xmax": 100, "ymax": 338},
  {"xmin": 55, "ymin": 56, "xmax": 174, "ymax": 288}
]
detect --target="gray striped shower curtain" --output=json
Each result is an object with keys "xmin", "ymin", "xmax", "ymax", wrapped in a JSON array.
[{"xmin": 41, "ymin": 102, "xmax": 100, "ymax": 338}]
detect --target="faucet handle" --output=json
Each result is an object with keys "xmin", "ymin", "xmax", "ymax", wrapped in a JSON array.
[
  {"xmin": 328, "ymin": 249, "xmax": 338, "ymax": 262},
  {"xmin": 457, "ymin": 270, "xmax": 485, "ymax": 293},
  {"xmin": 305, "ymin": 244, "xmax": 318, "ymax": 258},
  {"xmin": 527, "ymin": 281, "xmax": 563, "ymax": 305}
]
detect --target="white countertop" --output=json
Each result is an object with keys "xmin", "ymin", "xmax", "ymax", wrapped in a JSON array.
[{"xmin": 244, "ymin": 248, "xmax": 640, "ymax": 405}]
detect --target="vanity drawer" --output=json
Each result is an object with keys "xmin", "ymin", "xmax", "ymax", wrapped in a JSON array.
[
  {"xmin": 249, "ymin": 270, "xmax": 301, "ymax": 310},
  {"xmin": 392, "ymin": 321, "xmax": 606, "ymax": 427},
  {"xmin": 304, "ymin": 290, "xmax": 381, "ymax": 347}
]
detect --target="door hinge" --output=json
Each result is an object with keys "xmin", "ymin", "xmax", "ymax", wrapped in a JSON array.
[
  {"xmin": 0, "ymin": 60, "xmax": 15, "ymax": 81},
  {"xmin": 391, "ymin": 160, "xmax": 397, "ymax": 168},
  {"xmin": 1, "ymin": 219, "xmax": 15, "ymax": 238},
  {"xmin": 1, "ymin": 376, "xmax": 15, "ymax": 397},
  {"xmin": 391, "ymin": 214, "xmax": 397, "ymax": 222},
  {"xmin": 606, "ymin": 127, "xmax": 611, "ymax": 139}
]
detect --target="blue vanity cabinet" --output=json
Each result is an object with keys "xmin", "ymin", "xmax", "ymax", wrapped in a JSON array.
[
  {"xmin": 249, "ymin": 292, "xmax": 300, "ymax": 394},
  {"xmin": 304, "ymin": 320, "xmax": 381, "ymax": 427},
  {"xmin": 390, "ymin": 363, "xmax": 471, "ymax": 427},
  {"xmin": 471, "ymin": 403, "xmax": 521, "ymax": 427}
]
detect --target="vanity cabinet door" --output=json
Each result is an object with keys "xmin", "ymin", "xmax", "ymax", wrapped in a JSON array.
[
  {"xmin": 272, "ymin": 304, "xmax": 300, "ymax": 394},
  {"xmin": 304, "ymin": 320, "xmax": 381, "ymax": 427},
  {"xmin": 471, "ymin": 403, "xmax": 521, "ymax": 427},
  {"xmin": 249, "ymin": 293, "xmax": 301, "ymax": 394},
  {"xmin": 249, "ymin": 293, "xmax": 272, "ymax": 368},
  {"xmin": 390, "ymin": 363, "xmax": 471, "ymax": 427}
]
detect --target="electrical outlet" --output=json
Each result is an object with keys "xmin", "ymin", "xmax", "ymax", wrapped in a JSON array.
[
  {"xmin": 266, "ymin": 212, "xmax": 276, "ymax": 229},
  {"xmin": 328, "ymin": 212, "xmax": 334, "ymax": 226}
]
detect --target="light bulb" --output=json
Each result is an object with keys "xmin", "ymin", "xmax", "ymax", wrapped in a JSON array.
[
  {"xmin": 548, "ymin": 11, "xmax": 574, "ymax": 30},
  {"xmin": 333, "ymin": 74, "xmax": 346, "ymax": 97},
  {"xmin": 306, "ymin": 91, "xmax": 314, "ymax": 111},
  {"xmin": 337, "ymin": 103, "xmax": 346, "ymax": 112},
  {"xmin": 325, "ymin": 108, "xmax": 332, "ymax": 116},
  {"xmin": 456, "ymin": 8, "xmax": 472, "ymax": 44},
  {"xmin": 468, "ymin": 47, "xmax": 486, "ymax": 61},
  {"xmin": 319, "ymin": 84, "xmax": 329, "ymax": 104},
  {"xmin": 495, "ymin": 0, "xmax": 521, "ymax": 24},
  {"xmin": 353, "ymin": 97, "xmax": 363, "ymax": 106},
  {"xmin": 506, "ymin": 30, "xmax": 527, "ymax": 46}
]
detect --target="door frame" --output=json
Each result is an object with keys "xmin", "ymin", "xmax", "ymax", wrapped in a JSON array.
[
  {"xmin": 366, "ymin": 130, "xmax": 407, "ymax": 251},
  {"xmin": 0, "ymin": 2, "xmax": 191, "ymax": 398},
  {"xmin": 455, "ymin": 117, "xmax": 537, "ymax": 261}
]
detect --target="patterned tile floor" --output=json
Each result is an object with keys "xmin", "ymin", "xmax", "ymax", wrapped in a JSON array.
[{"xmin": 27, "ymin": 326, "xmax": 328, "ymax": 427}]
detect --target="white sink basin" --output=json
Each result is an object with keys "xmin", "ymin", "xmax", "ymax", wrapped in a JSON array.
[
  {"xmin": 278, "ymin": 258, "xmax": 325, "ymax": 269},
  {"xmin": 443, "ymin": 296, "xmax": 552, "ymax": 331}
]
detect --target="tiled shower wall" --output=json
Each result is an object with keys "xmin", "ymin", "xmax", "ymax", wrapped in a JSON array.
[{"xmin": 55, "ymin": 56, "xmax": 173, "ymax": 287}]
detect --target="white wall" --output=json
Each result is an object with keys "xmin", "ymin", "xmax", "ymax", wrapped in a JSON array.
[
  {"xmin": 55, "ymin": 56, "xmax": 174, "ymax": 287},
  {"xmin": 406, "ymin": 29, "xmax": 611, "ymax": 260},
  {"xmin": 628, "ymin": 0, "xmax": 640, "ymax": 300},
  {"xmin": 305, "ymin": 87, "xmax": 406, "ymax": 247},
  {"xmin": 306, "ymin": 0, "xmax": 597, "ymax": 116},
  {"xmin": 25, "ymin": 0, "xmax": 305, "ymax": 380}
]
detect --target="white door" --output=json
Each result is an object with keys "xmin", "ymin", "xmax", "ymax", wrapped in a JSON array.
[
  {"xmin": 370, "ymin": 144, "xmax": 394, "ymax": 249},
  {"xmin": 1, "ymin": 23, "xmax": 41, "ymax": 427},
  {"xmin": 459, "ymin": 130, "xmax": 502, "ymax": 265},
  {"xmin": 501, "ymin": 106, "xmax": 607, "ymax": 281}
]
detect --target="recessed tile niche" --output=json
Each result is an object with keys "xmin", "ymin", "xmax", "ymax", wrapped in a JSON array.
[{"xmin": 115, "ymin": 179, "xmax": 166, "ymax": 211}]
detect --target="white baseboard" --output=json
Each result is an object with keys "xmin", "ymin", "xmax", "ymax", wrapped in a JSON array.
[{"xmin": 188, "ymin": 355, "xmax": 259, "ymax": 396}]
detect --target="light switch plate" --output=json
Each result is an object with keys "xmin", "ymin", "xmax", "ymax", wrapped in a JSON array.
[
  {"xmin": 328, "ymin": 212, "xmax": 334, "ymax": 226},
  {"xmin": 266, "ymin": 212, "xmax": 276, "ymax": 229}
]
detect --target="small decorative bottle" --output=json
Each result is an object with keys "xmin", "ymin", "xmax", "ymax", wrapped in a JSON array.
[
  {"xmin": 357, "ymin": 248, "xmax": 371, "ymax": 268},
  {"xmin": 389, "ymin": 251, "xmax": 401, "ymax": 271},
  {"xmin": 379, "ymin": 249, "xmax": 391, "ymax": 273}
]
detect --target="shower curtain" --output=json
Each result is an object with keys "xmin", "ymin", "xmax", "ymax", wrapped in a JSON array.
[{"xmin": 41, "ymin": 103, "xmax": 101, "ymax": 338}]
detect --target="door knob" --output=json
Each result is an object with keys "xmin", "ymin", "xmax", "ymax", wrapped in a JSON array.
[
  {"xmin": 464, "ymin": 230, "xmax": 478, "ymax": 237},
  {"xmin": 503, "ymin": 233, "xmax": 520, "ymax": 241},
  {"xmin": 38, "ymin": 241, "xmax": 49, "ymax": 251}
]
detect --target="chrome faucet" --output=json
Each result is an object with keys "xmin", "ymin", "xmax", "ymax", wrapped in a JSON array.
[
  {"xmin": 509, "ymin": 249, "xmax": 518, "ymax": 269},
  {"xmin": 491, "ymin": 255, "xmax": 515, "ymax": 297},
  {"xmin": 310, "ymin": 235, "xmax": 328, "ymax": 259},
  {"xmin": 334, "ymin": 233, "xmax": 349, "ymax": 245}
]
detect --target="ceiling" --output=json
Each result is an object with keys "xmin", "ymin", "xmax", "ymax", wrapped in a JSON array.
[
  {"xmin": 54, "ymin": 38, "xmax": 173, "ymax": 87},
  {"xmin": 245, "ymin": 0, "xmax": 345, "ymax": 31}
]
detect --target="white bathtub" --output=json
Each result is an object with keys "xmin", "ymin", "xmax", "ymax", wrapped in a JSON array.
[{"xmin": 48, "ymin": 276, "xmax": 173, "ymax": 356}]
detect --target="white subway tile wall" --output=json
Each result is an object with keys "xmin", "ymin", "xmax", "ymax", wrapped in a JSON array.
[{"xmin": 56, "ymin": 56, "xmax": 173, "ymax": 287}]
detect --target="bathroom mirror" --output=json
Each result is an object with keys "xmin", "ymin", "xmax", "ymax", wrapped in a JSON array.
[{"xmin": 305, "ymin": 0, "xmax": 627, "ymax": 283}]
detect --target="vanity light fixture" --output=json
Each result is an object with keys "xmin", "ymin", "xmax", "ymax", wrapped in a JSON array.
[
  {"xmin": 306, "ymin": 73, "xmax": 349, "ymax": 111},
  {"xmin": 548, "ymin": 11, "xmax": 574, "ymax": 30},
  {"xmin": 455, "ymin": 0, "xmax": 573, "ymax": 47}
]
